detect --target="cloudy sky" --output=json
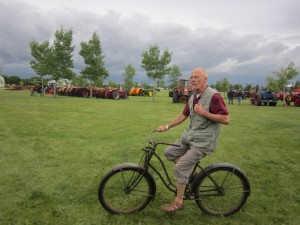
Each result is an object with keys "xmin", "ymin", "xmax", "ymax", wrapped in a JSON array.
[{"xmin": 1, "ymin": 0, "xmax": 300, "ymax": 85}]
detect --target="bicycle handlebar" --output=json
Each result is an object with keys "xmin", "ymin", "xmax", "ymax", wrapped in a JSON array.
[{"xmin": 149, "ymin": 130, "xmax": 180, "ymax": 147}]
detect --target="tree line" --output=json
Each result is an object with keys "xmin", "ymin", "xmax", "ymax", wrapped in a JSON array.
[
  {"xmin": 1, "ymin": 26, "xmax": 299, "ymax": 92},
  {"xmin": 28, "ymin": 27, "xmax": 181, "ymax": 91}
]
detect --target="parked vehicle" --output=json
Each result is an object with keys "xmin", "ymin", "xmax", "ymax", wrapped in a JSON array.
[
  {"xmin": 95, "ymin": 88, "xmax": 127, "ymax": 99},
  {"xmin": 128, "ymin": 87, "xmax": 144, "ymax": 96},
  {"xmin": 286, "ymin": 88, "xmax": 300, "ymax": 106},
  {"xmin": 169, "ymin": 78, "xmax": 194, "ymax": 103},
  {"xmin": 250, "ymin": 91, "xmax": 278, "ymax": 106}
]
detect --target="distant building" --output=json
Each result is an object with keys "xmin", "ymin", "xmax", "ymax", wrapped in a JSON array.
[{"xmin": 0, "ymin": 75, "xmax": 5, "ymax": 88}]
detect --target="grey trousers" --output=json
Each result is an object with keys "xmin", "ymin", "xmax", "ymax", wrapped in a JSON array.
[{"xmin": 164, "ymin": 139, "xmax": 213, "ymax": 184}]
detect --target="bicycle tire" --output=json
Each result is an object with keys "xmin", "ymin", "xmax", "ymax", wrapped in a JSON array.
[
  {"xmin": 98, "ymin": 165, "xmax": 155, "ymax": 214},
  {"xmin": 194, "ymin": 164, "xmax": 250, "ymax": 216}
]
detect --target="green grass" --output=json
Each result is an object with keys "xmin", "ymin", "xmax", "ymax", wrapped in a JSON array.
[{"xmin": 0, "ymin": 89, "xmax": 299, "ymax": 225}]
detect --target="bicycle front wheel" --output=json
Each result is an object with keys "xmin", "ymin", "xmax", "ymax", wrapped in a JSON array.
[
  {"xmin": 194, "ymin": 166, "xmax": 250, "ymax": 216},
  {"xmin": 98, "ymin": 166, "xmax": 155, "ymax": 214}
]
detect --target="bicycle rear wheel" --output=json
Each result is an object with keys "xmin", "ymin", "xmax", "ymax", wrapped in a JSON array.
[
  {"xmin": 194, "ymin": 166, "xmax": 250, "ymax": 216},
  {"xmin": 98, "ymin": 166, "xmax": 155, "ymax": 214}
]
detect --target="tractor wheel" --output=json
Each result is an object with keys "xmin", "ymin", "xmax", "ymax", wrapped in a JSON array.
[
  {"xmin": 254, "ymin": 98, "xmax": 261, "ymax": 106},
  {"xmin": 294, "ymin": 96, "xmax": 300, "ymax": 106},
  {"xmin": 172, "ymin": 91, "xmax": 179, "ymax": 103},
  {"xmin": 71, "ymin": 88, "xmax": 77, "ymax": 96},
  {"xmin": 101, "ymin": 89, "xmax": 108, "ymax": 98},
  {"xmin": 138, "ymin": 89, "xmax": 144, "ymax": 96},
  {"xmin": 111, "ymin": 90, "xmax": 120, "ymax": 100},
  {"xmin": 62, "ymin": 87, "xmax": 68, "ymax": 96},
  {"xmin": 81, "ymin": 88, "xmax": 89, "ymax": 98},
  {"xmin": 148, "ymin": 90, "xmax": 153, "ymax": 97}
]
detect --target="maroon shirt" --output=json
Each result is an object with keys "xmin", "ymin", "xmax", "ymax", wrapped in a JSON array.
[{"xmin": 183, "ymin": 93, "xmax": 228, "ymax": 116}]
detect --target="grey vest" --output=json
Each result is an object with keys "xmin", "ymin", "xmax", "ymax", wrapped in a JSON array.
[{"xmin": 181, "ymin": 87, "xmax": 220, "ymax": 150}]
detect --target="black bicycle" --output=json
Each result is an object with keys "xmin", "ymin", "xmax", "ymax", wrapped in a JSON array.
[{"xmin": 98, "ymin": 130, "xmax": 250, "ymax": 216}]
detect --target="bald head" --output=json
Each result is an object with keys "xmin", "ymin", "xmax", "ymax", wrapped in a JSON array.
[{"xmin": 191, "ymin": 68, "xmax": 207, "ymax": 78}]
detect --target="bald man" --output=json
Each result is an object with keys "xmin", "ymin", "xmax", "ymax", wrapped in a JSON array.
[{"xmin": 157, "ymin": 67, "xmax": 229, "ymax": 212}]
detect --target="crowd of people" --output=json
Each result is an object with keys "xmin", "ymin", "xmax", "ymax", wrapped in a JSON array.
[{"xmin": 227, "ymin": 89, "xmax": 244, "ymax": 105}]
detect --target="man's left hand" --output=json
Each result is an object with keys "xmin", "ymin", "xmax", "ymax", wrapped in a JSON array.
[{"xmin": 194, "ymin": 103, "xmax": 206, "ymax": 116}]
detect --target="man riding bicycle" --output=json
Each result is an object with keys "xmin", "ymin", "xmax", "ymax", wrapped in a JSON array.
[{"xmin": 157, "ymin": 67, "xmax": 229, "ymax": 212}]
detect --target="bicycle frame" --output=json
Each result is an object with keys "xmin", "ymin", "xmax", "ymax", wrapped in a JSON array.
[
  {"xmin": 137, "ymin": 131, "xmax": 206, "ymax": 199},
  {"xmin": 145, "ymin": 149, "xmax": 177, "ymax": 192}
]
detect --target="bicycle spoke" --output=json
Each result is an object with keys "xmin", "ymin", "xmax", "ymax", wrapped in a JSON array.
[
  {"xmin": 99, "ymin": 167, "xmax": 154, "ymax": 214},
  {"xmin": 195, "ymin": 168, "xmax": 249, "ymax": 216}
]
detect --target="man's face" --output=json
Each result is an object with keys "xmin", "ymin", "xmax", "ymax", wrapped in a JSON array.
[{"xmin": 189, "ymin": 74, "xmax": 207, "ymax": 90}]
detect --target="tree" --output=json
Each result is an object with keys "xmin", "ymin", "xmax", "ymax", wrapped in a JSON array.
[
  {"xmin": 267, "ymin": 62, "xmax": 299, "ymax": 105},
  {"xmin": 141, "ymin": 82, "xmax": 148, "ymax": 89},
  {"xmin": 294, "ymin": 80, "xmax": 300, "ymax": 89},
  {"xmin": 108, "ymin": 80, "xmax": 118, "ymax": 88},
  {"xmin": 2, "ymin": 75, "xmax": 21, "ymax": 85},
  {"xmin": 79, "ymin": 32, "xmax": 109, "ymax": 87},
  {"xmin": 168, "ymin": 64, "xmax": 182, "ymax": 88},
  {"xmin": 215, "ymin": 78, "xmax": 230, "ymax": 98},
  {"xmin": 29, "ymin": 40, "xmax": 52, "ymax": 92},
  {"xmin": 274, "ymin": 62, "xmax": 298, "ymax": 89},
  {"xmin": 267, "ymin": 62, "xmax": 299, "ymax": 90},
  {"xmin": 141, "ymin": 44, "xmax": 172, "ymax": 101},
  {"xmin": 71, "ymin": 75, "xmax": 87, "ymax": 87},
  {"xmin": 51, "ymin": 27, "xmax": 76, "ymax": 81},
  {"xmin": 29, "ymin": 40, "xmax": 52, "ymax": 76},
  {"xmin": 266, "ymin": 77, "xmax": 277, "ymax": 91},
  {"xmin": 29, "ymin": 27, "xmax": 76, "ymax": 96},
  {"xmin": 157, "ymin": 79, "xmax": 165, "ymax": 88},
  {"xmin": 123, "ymin": 64, "xmax": 136, "ymax": 89},
  {"xmin": 233, "ymin": 84, "xmax": 243, "ymax": 90},
  {"xmin": 244, "ymin": 83, "xmax": 254, "ymax": 91}
]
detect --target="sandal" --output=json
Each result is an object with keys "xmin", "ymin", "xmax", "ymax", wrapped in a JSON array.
[{"xmin": 162, "ymin": 201, "xmax": 184, "ymax": 212}]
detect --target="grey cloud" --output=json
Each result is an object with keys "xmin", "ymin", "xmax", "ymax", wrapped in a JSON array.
[{"xmin": 1, "ymin": 1, "xmax": 299, "ymax": 85}]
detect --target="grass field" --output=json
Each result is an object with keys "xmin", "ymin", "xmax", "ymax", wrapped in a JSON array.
[{"xmin": 0, "ymin": 89, "xmax": 299, "ymax": 225}]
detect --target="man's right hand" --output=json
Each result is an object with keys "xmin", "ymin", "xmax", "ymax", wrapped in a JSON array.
[{"xmin": 157, "ymin": 125, "xmax": 168, "ymax": 132}]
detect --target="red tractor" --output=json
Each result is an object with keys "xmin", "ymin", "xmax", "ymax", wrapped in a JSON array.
[
  {"xmin": 95, "ymin": 88, "xmax": 127, "ymax": 99},
  {"xmin": 286, "ymin": 88, "xmax": 300, "ymax": 107},
  {"xmin": 169, "ymin": 78, "xmax": 194, "ymax": 103}
]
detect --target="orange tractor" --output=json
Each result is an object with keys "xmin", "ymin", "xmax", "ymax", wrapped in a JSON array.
[
  {"xmin": 128, "ymin": 87, "xmax": 144, "ymax": 96},
  {"xmin": 127, "ymin": 87, "xmax": 155, "ymax": 97}
]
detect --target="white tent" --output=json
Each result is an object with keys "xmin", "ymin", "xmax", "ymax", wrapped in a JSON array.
[
  {"xmin": 48, "ymin": 78, "xmax": 70, "ymax": 87},
  {"xmin": 0, "ymin": 75, "xmax": 5, "ymax": 88}
]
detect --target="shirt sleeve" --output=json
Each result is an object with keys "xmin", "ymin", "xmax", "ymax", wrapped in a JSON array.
[
  {"xmin": 183, "ymin": 102, "xmax": 190, "ymax": 116},
  {"xmin": 183, "ymin": 93, "xmax": 228, "ymax": 116},
  {"xmin": 210, "ymin": 93, "xmax": 229, "ymax": 115}
]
